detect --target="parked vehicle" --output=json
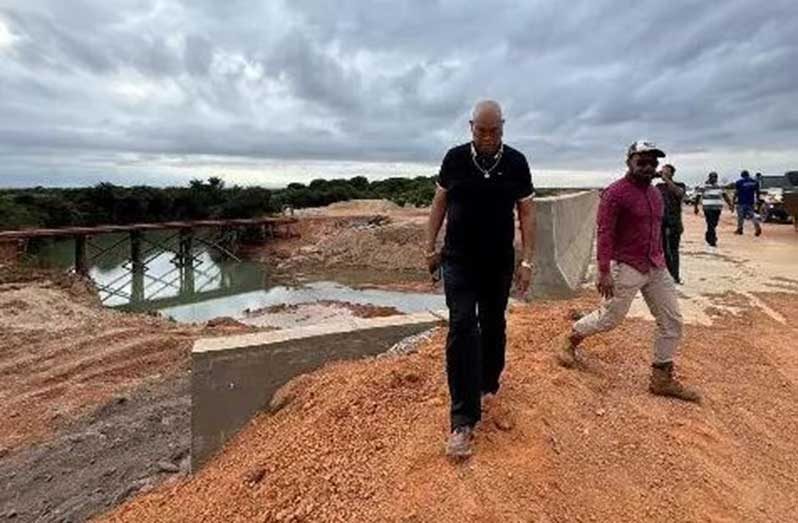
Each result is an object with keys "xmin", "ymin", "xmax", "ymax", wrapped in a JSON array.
[
  {"xmin": 758, "ymin": 175, "xmax": 792, "ymax": 223},
  {"xmin": 684, "ymin": 186, "xmax": 702, "ymax": 206},
  {"xmin": 783, "ymin": 171, "xmax": 798, "ymax": 231}
]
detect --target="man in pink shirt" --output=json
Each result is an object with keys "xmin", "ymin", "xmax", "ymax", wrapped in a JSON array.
[{"xmin": 557, "ymin": 141, "xmax": 700, "ymax": 402}]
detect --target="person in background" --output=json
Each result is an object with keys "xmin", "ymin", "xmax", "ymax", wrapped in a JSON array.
[
  {"xmin": 426, "ymin": 100, "xmax": 536, "ymax": 459},
  {"xmin": 557, "ymin": 140, "xmax": 700, "ymax": 403},
  {"xmin": 656, "ymin": 164, "xmax": 685, "ymax": 284},
  {"xmin": 733, "ymin": 170, "xmax": 762, "ymax": 236},
  {"xmin": 694, "ymin": 171, "xmax": 733, "ymax": 248}
]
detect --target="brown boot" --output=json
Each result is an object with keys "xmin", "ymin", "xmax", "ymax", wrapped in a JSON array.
[
  {"xmin": 649, "ymin": 362, "xmax": 701, "ymax": 403},
  {"xmin": 556, "ymin": 332, "xmax": 581, "ymax": 368}
]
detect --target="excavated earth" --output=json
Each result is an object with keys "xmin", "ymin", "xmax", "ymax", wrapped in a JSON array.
[{"xmin": 1, "ymin": 203, "xmax": 796, "ymax": 522}]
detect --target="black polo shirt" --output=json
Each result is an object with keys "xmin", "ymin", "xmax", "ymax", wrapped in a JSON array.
[
  {"xmin": 437, "ymin": 142, "xmax": 534, "ymax": 265},
  {"xmin": 656, "ymin": 181, "xmax": 686, "ymax": 229}
]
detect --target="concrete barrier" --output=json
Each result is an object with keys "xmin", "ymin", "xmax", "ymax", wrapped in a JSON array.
[
  {"xmin": 191, "ymin": 311, "xmax": 444, "ymax": 471},
  {"xmin": 531, "ymin": 190, "xmax": 599, "ymax": 298}
]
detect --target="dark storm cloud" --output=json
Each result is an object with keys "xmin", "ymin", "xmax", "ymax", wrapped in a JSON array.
[{"xmin": 0, "ymin": 0, "xmax": 796, "ymax": 186}]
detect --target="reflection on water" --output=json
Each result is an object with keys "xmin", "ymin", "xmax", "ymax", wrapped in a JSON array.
[
  {"xmin": 159, "ymin": 281, "xmax": 445, "ymax": 323},
  {"xmin": 28, "ymin": 233, "xmax": 444, "ymax": 324}
]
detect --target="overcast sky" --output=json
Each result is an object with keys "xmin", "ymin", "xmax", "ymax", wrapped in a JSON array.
[{"xmin": 1, "ymin": 0, "xmax": 796, "ymax": 188}]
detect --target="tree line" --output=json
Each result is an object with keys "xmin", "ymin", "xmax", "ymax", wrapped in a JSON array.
[{"xmin": 0, "ymin": 175, "xmax": 438, "ymax": 230}]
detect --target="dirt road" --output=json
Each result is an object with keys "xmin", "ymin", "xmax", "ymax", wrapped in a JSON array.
[{"xmin": 101, "ymin": 208, "xmax": 798, "ymax": 522}]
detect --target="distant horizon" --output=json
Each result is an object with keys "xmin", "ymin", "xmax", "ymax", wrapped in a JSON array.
[{"xmin": 1, "ymin": 155, "xmax": 788, "ymax": 191}]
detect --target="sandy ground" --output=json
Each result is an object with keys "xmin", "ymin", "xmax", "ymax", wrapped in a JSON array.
[
  {"xmin": 242, "ymin": 301, "xmax": 402, "ymax": 330},
  {"xmin": 1, "ymin": 201, "xmax": 796, "ymax": 522},
  {"xmin": 102, "ymin": 295, "xmax": 798, "ymax": 523},
  {"xmin": 99, "ymin": 208, "xmax": 798, "ymax": 522},
  {"xmin": 0, "ymin": 269, "xmax": 410, "ymax": 522},
  {"xmin": 0, "ymin": 265, "xmax": 273, "ymax": 522},
  {"xmin": 0, "ymin": 206, "xmax": 426, "ymax": 523},
  {"xmin": 623, "ymin": 211, "xmax": 798, "ymax": 325}
]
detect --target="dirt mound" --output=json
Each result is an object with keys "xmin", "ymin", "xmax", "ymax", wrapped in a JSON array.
[
  {"xmin": 276, "ymin": 220, "xmax": 426, "ymax": 274},
  {"xmin": 0, "ymin": 272, "xmax": 263, "ymax": 453},
  {"xmin": 103, "ymin": 295, "xmax": 798, "ymax": 522},
  {"xmin": 242, "ymin": 300, "xmax": 403, "ymax": 330},
  {"xmin": 250, "ymin": 300, "xmax": 401, "ymax": 319},
  {"xmin": 315, "ymin": 221, "xmax": 425, "ymax": 271},
  {"xmin": 0, "ymin": 281, "xmax": 194, "ymax": 451},
  {"xmin": 311, "ymin": 199, "xmax": 403, "ymax": 215}
]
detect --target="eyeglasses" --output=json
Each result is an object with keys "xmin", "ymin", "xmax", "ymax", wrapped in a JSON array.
[{"xmin": 635, "ymin": 158, "xmax": 659, "ymax": 168}]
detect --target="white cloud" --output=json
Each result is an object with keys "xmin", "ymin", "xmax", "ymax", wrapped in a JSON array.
[
  {"xmin": 0, "ymin": 15, "xmax": 16, "ymax": 49},
  {"xmin": 0, "ymin": 0, "xmax": 797, "ymax": 187}
]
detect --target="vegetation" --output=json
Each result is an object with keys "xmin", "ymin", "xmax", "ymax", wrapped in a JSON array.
[{"xmin": 0, "ymin": 175, "xmax": 438, "ymax": 230}]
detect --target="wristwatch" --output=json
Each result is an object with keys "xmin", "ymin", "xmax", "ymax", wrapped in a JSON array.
[{"xmin": 520, "ymin": 260, "xmax": 534, "ymax": 270}]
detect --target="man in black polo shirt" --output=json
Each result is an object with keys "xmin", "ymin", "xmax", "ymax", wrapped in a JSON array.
[
  {"xmin": 425, "ymin": 100, "xmax": 536, "ymax": 459},
  {"xmin": 656, "ymin": 164, "xmax": 686, "ymax": 284}
]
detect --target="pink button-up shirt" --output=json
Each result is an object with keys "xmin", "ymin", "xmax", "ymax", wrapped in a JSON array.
[{"xmin": 596, "ymin": 175, "xmax": 666, "ymax": 274}]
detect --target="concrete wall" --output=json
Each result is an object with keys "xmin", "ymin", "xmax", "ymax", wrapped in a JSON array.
[
  {"xmin": 191, "ymin": 312, "xmax": 444, "ymax": 471},
  {"xmin": 532, "ymin": 190, "xmax": 599, "ymax": 298}
]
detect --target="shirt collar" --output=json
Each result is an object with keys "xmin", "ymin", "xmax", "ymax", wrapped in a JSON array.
[{"xmin": 470, "ymin": 142, "xmax": 504, "ymax": 161}]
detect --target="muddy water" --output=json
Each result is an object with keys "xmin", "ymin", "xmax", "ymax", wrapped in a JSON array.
[{"xmin": 27, "ymin": 234, "xmax": 443, "ymax": 323}]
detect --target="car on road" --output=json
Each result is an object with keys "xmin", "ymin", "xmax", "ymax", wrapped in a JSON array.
[
  {"xmin": 783, "ymin": 171, "xmax": 798, "ymax": 230},
  {"xmin": 684, "ymin": 186, "xmax": 702, "ymax": 206},
  {"xmin": 758, "ymin": 175, "xmax": 792, "ymax": 223}
]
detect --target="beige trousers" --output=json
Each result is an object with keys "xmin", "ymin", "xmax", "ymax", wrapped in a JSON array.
[{"xmin": 573, "ymin": 262, "xmax": 682, "ymax": 364}]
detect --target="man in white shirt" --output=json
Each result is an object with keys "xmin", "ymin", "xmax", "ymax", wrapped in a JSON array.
[{"xmin": 694, "ymin": 171, "xmax": 733, "ymax": 247}]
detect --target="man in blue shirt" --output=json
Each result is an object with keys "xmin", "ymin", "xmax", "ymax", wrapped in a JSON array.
[{"xmin": 734, "ymin": 170, "xmax": 762, "ymax": 236}]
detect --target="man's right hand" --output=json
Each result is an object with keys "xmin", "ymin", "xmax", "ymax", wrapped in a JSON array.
[
  {"xmin": 426, "ymin": 250, "xmax": 442, "ymax": 277},
  {"xmin": 596, "ymin": 271, "xmax": 614, "ymax": 299}
]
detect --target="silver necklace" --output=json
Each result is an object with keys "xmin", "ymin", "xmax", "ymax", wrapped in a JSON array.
[{"xmin": 470, "ymin": 143, "xmax": 503, "ymax": 179}]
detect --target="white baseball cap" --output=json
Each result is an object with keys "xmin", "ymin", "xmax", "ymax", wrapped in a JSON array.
[{"xmin": 627, "ymin": 140, "xmax": 666, "ymax": 158}]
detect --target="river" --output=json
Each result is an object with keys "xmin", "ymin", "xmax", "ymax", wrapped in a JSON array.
[{"xmin": 26, "ymin": 231, "xmax": 444, "ymax": 323}]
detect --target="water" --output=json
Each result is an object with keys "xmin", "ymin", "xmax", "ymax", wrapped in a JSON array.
[{"xmin": 27, "ymin": 232, "xmax": 444, "ymax": 323}]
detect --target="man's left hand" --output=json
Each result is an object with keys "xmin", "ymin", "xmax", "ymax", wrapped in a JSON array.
[{"xmin": 516, "ymin": 262, "xmax": 533, "ymax": 296}]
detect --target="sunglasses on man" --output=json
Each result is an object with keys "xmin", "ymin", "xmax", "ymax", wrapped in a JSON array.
[{"xmin": 635, "ymin": 158, "xmax": 659, "ymax": 168}]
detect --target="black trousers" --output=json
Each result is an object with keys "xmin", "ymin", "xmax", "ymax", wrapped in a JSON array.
[
  {"xmin": 442, "ymin": 257, "xmax": 514, "ymax": 431},
  {"xmin": 662, "ymin": 225, "xmax": 682, "ymax": 282},
  {"xmin": 704, "ymin": 208, "xmax": 721, "ymax": 246}
]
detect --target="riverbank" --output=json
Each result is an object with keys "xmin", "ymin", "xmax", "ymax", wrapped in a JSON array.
[
  {"xmin": 0, "ymin": 200, "xmax": 438, "ymax": 521},
  {"xmin": 2, "ymin": 202, "xmax": 797, "ymax": 522}
]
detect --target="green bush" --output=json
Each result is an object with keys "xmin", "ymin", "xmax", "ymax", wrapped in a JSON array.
[{"xmin": 0, "ymin": 174, "xmax": 438, "ymax": 230}]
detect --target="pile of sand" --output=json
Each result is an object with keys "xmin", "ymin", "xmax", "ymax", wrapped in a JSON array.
[
  {"xmin": 270, "ymin": 218, "xmax": 427, "ymax": 275},
  {"xmin": 301, "ymin": 199, "xmax": 404, "ymax": 216},
  {"xmin": 104, "ymin": 294, "xmax": 798, "ymax": 522},
  {"xmin": 315, "ymin": 221, "xmax": 425, "ymax": 271}
]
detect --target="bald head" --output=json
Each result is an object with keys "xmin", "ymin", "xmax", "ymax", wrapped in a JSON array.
[
  {"xmin": 470, "ymin": 100, "xmax": 504, "ymax": 156},
  {"xmin": 472, "ymin": 100, "xmax": 503, "ymax": 121}
]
